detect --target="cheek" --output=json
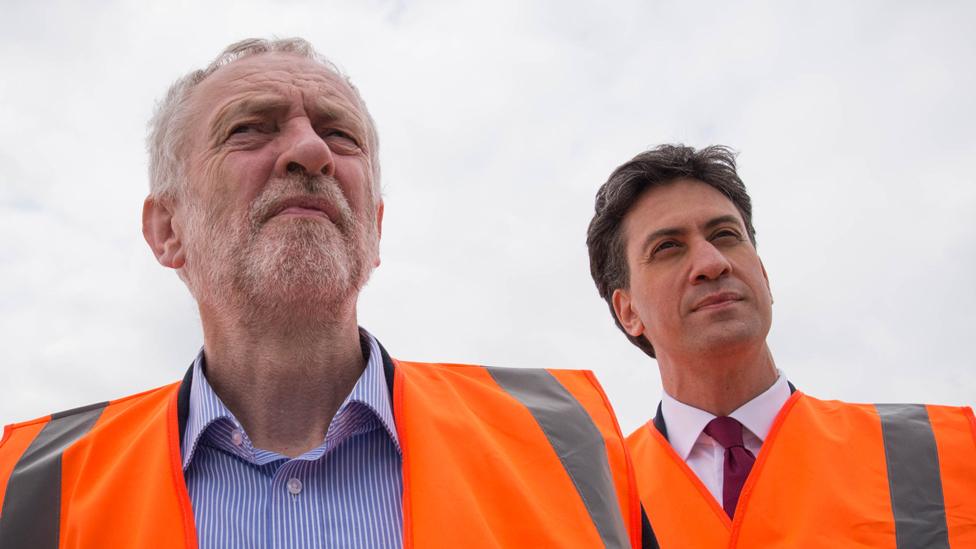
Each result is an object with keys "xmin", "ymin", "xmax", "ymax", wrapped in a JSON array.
[
  {"xmin": 631, "ymin": 286, "xmax": 662, "ymax": 324},
  {"xmin": 634, "ymin": 281, "xmax": 685, "ymax": 338},
  {"xmin": 740, "ymin": 260, "xmax": 771, "ymax": 298},
  {"xmin": 334, "ymin": 158, "xmax": 373, "ymax": 210},
  {"xmin": 223, "ymin": 151, "xmax": 274, "ymax": 193},
  {"xmin": 206, "ymin": 151, "xmax": 275, "ymax": 214}
]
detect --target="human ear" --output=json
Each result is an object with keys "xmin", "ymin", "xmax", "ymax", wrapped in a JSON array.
[
  {"xmin": 142, "ymin": 196, "xmax": 186, "ymax": 269},
  {"xmin": 612, "ymin": 288, "xmax": 645, "ymax": 337}
]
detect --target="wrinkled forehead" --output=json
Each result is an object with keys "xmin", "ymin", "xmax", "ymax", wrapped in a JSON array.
[{"xmin": 188, "ymin": 52, "xmax": 366, "ymax": 133}]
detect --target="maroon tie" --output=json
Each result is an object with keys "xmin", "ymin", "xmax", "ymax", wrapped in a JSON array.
[{"xmin": 704, "ymin": 416, "xmax": 756, "ymax": 518}]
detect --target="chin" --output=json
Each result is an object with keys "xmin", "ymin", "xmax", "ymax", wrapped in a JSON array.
[
  {"xmin": 240, "ymin": 237, "xmax": 376, "ymax": 312},
  {"xmin": 245, "ymin": 255, "xmax": 356, "ymax": 306},
  {"xmin": 692, "ymin": 322, "xmax": 765, "ymax": 355},
  {"xmin": 192, "ymin": 213, "xmax": 378, "ymax": 315}
]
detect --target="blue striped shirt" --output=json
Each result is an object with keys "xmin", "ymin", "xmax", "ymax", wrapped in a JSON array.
[{"xmin": 182, "ymin": 330, "xmax": 403, "ymax": 549}]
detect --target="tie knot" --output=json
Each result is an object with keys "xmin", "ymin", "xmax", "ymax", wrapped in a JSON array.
[{"xmin": 704, "ymin": 416, "xmax": 746, "ymax": 449}]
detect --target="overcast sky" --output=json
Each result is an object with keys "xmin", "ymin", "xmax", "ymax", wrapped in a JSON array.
[{"xmin": 2, "ymin": 0, "xmax": 973, "ymax": 432}]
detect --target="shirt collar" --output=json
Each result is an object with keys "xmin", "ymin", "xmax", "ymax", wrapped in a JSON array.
[
  {"xmin": 729, "ymin": 371, "xmax": 791, "ymax": 444},
  {"xmin": 346, "ymin": 328, "xmax": 400, "ymax": 453},
  {"xmin": 181, "ymin": 328, "xmax": 399, "ymax": 469},
  {"xmin": 660, "ymin": 370, "xmax": 790, "ymax": 460}
]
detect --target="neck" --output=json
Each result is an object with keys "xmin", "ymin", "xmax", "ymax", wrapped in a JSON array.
[
  {"xmin": 657, "ymin": 343, "xmax": 777, "ymax": 416},
  {"xmin": 198, "ymin": 297, "xmax": 365, "ymax": 458}
]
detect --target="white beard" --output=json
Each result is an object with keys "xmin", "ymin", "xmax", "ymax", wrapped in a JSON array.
[{"xmin": 181, "ymin": 174, "xmax": 379, "ymax": 323}]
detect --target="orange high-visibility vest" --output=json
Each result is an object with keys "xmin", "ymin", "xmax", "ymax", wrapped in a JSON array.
[
  {"xmin": 630, "ymin": 391, "xmax": 976, "ymax": 548},
  {"xmin": 0, "ymin": 359, "xmax": 641, "ymax": 549}
]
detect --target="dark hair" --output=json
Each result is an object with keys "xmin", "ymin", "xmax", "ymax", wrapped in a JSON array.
[{"xmin": 585, "ymin": 144, "xmax": 757, "ymax": 358}]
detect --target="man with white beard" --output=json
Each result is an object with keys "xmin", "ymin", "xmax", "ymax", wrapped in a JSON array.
[{"xmin": 0, "ymin": 38, "xmax": 642, "ymax": 549}]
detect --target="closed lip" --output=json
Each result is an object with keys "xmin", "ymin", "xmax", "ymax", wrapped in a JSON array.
[
  {"xmin": 692, "ymin": 292, "xmax": 743, "ymax": 311},
  {"xmin": 266, "ymin": 196, "xmax": 338, "ymax": 222}
]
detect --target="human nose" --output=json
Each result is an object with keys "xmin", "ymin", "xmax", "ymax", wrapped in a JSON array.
[
  {"xmin": 688, "ymin": 241, "xmax": 732, "ymax": 283},
  {"xmin": 274, "ymin": 118, "xmax": 334, "ymax": 177}
]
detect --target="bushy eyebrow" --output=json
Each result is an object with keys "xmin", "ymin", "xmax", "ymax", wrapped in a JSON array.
[
  {"xmin": 207, "ymin": 92, "xmax": 368, "ymax": 146},
  {"xmin": 638, "ymin": 214, "xmax": 744, "ymax": 254},
  {"xmin": 209, "ymin": 94, "xmax": 289, "ymax": 142},
  {"xmin": 703, "ymin": 214, "xmax": 742, "ymax": 232},
  {"xmin": 308, "ymin": 93, "xmax": 369, "ymax": 143},
  {"xmin": 307, "ymin": 94, "xmax": 351, "ymax": 125}
]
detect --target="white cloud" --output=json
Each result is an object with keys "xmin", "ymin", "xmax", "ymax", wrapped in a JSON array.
[{"xmin": 2, "ymin": 0, "xmax": 973, "ymax": 432}]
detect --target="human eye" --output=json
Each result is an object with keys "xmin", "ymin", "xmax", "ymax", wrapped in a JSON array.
[
  {"xmin": 322, "ymin": 129, "xmax": 362, "ymax": 152},
  {"xmin": 711, "ymin": 228, "xmax": 743, "ymax": 244},
  {"xmin": 229, "ymin": 124, "xmax": 255, "ymax": 135},
  {"xmin": 226, "ymin": 120, "xmax": 273, "ymax": 140},
  {"xmin": 650, "ymin": 240, "xmax": 681, "ymax": 258},
  {"xmin": 321, "ymin": 128, "xmax": 355, "ymax": 141}
]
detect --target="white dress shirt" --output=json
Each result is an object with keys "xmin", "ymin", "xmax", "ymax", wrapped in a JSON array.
[{"xmin": 660, "ymin": 372, "xmax": 791, "ymax": 506}]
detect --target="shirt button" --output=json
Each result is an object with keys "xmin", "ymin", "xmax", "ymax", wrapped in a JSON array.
[
  {"xmin": 286, "ymin": 478, "xmax": 303, "ymax": 495},
  {"xmin": 230, "ymin": 429, "xmax": 243, "ymax": 446}
]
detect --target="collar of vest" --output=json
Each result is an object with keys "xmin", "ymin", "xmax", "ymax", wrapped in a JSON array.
[{"xmin": 652, "ymin": 381, "xmax": 797, "ymax": 441}]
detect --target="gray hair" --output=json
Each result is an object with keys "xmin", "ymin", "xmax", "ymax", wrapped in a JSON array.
[{"xmin": 147, "ymin": 37, "xmax": 381, "ymax": 201}]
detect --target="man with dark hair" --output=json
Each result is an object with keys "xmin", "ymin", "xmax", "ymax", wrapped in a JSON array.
[
  {"xmin": 0, "ymin": 38, "xmax": 642, "ymax": 548},
  {"xmin": 587, "ymin": 144, "xmax": 976, "ymax": 547}
]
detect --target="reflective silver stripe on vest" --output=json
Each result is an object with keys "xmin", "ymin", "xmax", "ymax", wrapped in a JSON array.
[
  {"xmin": 875, "ymin": 403, "xmax": 950, "ymax": 549},
  {"xmin": 0, "ymin": 402, "xmax": 107, "ymax": 549},
  {"xmin": 487, "ymin": 367, "xmax": 628, "ymax": 549}
]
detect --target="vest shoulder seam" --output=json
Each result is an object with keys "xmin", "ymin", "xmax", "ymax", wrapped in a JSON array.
[
  {"xmin": 104, "ymin": 380, "xmax": 182, "ymax": 407},
  {"xmin": 393, "ymin": 359, "xmax": 593, "ymax": 377}
]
